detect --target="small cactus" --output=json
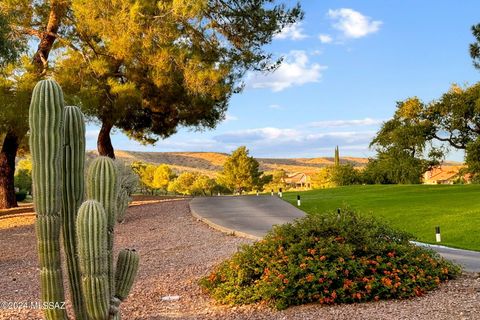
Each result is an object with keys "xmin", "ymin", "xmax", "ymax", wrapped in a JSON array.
[
  {"xmin": 86, "ymin": 156, "xmax": 118, "ymax": 297},
  {"xmin": 76, "ymin": 200, "xmax": 110, "ymax": 320}
]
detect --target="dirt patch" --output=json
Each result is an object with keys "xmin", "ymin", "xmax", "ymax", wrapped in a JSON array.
[{"xmin": 1, "ymin": 200, "xmax": 480, "ymax": 319}]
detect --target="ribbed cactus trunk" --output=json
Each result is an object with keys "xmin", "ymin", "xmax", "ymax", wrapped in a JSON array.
[
  {"xmin": 87, "ymin": 157, "xmax": 118, "ymax": 298},
  {"xmin": 76, "ymin": 200, "xmax": 110, "ymax": 320},
  {"xmin": 62, "ymin": 106, "xmax": 87, "ymax": 320},
  {"xmin": 110, "ymin": 249, "xmax": 139, "ymax": 320},
  {"xmin": 29, "ymin": 80, "xmax": 68, "ymax": 320}
]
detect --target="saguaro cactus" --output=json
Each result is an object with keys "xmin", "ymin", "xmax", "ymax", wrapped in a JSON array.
[
  {"xmin": 62, "ymin": 106, "xmax": 87, "ymax": 320},
  {"xmin": 29, "ymin": 79, "xmax": 68, "ymax": 320},
  {"xmin": 76, "ymin": 200, "xmax": 110, "ymax": 320},
  {"xmin": 86, "ymin": 156, "xmax": 118, "ymax": 297},
  {"xmin": 30, "ymin": 80, "xmax": 138, "ymax": 320}
]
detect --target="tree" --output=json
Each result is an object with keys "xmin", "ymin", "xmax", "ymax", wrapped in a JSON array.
[
  {"xmin": 0, "ymin": 1, "xmax": 69, "ymax": 208},
  {"xmin": 152, "ymin": 164, "xmax": 175, "ymax": 192},
  {"xmin": 470, "ymin": 23, "xmax": 480, "ymax": 69},
  {"xmin": 218, "ymin": 146, "xmax": 266, "ymax": 193},
  {"xmin": 369, "ymin": 97, "xmax": 442, "ymax": 184},
  {"xmin": 191, "ymin": 175, "xmax": 217, "ymax": 196},
  {"xmin": 311, "ymin": 164, "xmax": 361, "ymax": 188},
  {"xmin": 55, "ymin": 0, "xmax": 303, "ymax": 158},
  {"xmin": 334, "ymin": 146, "xmax": 340, "ymax": 166},
  {"xmin": 263, "ymin": 169, "xmax": 287, "ymax": 192},
  {"xmin": 168, "ymin": 172, "xmax": 198, "ymax": 195}
]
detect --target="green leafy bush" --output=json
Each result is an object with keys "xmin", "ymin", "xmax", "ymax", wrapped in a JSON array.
[{"xmin": 200, "ymin": 209, "xmax": 460, "ymax": 310}]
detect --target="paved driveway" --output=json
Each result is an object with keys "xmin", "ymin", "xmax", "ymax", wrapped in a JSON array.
[{"xmin": 190, "ymin": 195, "xmax": 304, "ymax": 239}]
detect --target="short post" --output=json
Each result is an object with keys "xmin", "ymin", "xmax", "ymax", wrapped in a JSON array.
[
  {"xmin": 271, "ymin": 189, "xmax": 274, "ymax": 196},
  {"xmin": 337, "ymin": 208, "xmax": 341, "ymax": 219},
  {"xmin": 297, "ymin": 195, "xmax": 301, "ymax": 206},
  {"xmin": 435, "ymin": 226, "xmax": 441, "ymax": 243},
  {"xmin": 256, "ymin": 190, "xmax": 259, "ymax": 196},
  {"xmin": 278, "ymin": 188, "xmax": 283, "ymax": 198}
]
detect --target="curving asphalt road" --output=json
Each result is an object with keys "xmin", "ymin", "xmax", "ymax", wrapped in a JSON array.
[{"xmin": 190, "ymin": 195, "xmax": 480, "ymax": 272}]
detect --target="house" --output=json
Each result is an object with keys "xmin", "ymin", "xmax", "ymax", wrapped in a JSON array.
[
  {"xmin": 283, "ymin": 172, "xmax": 311, "ymax": 188},
  {"xmin": 423, "ymin": 166, "xmax": 471, "ymax": 184}
]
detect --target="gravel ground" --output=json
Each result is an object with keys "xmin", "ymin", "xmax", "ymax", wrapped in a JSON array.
[{"xmin": 0, "ymin": 199, "xmax": 480, "ymax": 319}]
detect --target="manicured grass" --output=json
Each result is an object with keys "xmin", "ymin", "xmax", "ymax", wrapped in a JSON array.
[{"xmin": 283, "ymin": 185, "xmax": 480, "ymax": 251}]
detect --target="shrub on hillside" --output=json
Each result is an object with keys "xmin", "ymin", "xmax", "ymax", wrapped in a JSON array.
[{"xmin": 200, "ymin": 209, "xmax": 460, "ymax": 310}]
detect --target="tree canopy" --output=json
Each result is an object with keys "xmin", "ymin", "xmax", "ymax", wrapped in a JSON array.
[
  {"xmin": 53, "ymin": 0, "xmax": 303, "ymax": 157},
  {"xmin": 218, "ymin": 146, "xmax": 268, "ymax": 193}
]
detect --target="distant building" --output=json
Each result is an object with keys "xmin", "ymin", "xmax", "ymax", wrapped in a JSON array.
[
  {"xmin": 423, "ymin": 166, "xmax": 471, "ymax": 184},
  {"xmin": 283, "ymin": 172, "xmax": 311, "ymax": 188}
]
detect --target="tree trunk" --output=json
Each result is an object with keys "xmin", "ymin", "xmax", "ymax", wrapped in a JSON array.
[
  {"xmin": 97, "ymin": 121, "xmax": 115, "ymax": 159},
  {"xmin": 32, "ymin": 1, "xmax": 69, "ymax": 74},
  {"xmin": 0, "ymin": 131, "xmax": 20, "ymax": 209}
]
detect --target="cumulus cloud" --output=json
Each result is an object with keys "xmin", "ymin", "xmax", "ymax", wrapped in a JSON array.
[
  {"xmin": 318, "ymin": 34, "xmax": 333, "ymax": 43},
  {"xmin": 274, "ymin": 22, "xmax": 308, "ymax": 40},
  {"xmin": 224, "ymin": 114, "xmax": 239, "ymax": 122},
  {"xmin": 248, "ymin": 50, "xmax": 326, "ymax": 92},
  {"xmin": 309, "ymin": 118, "xmax": 385, "ymax": 128},
  {"xmin": 328, "ymin": 8, "xmax": 382, "ymax": 38}
]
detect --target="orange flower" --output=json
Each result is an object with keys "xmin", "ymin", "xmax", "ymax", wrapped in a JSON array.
[
  {"xmin": 306, "ymin": 274, "xmax": 315, "ymax": 282},
  {"xmin": 307, "ymin": 248, "xmax": 317, "ymax": 255},
  {"xmin": 381, "ymin": 277, "xmax": 392, "ymax": 287},
  {"xmin": 283, "ymin": 278, "xmax": 289, "ymax": 284},
  {"xmin": 319, "ymin": 255, "xmax": 327, "ymax": 261},
  {"xmin": 299, "ymin": 263, "xmax": 307, "ymax": 269},
  {"xmin": 387, "ymin": 251, "xmax": 395, "ymax": 258}
]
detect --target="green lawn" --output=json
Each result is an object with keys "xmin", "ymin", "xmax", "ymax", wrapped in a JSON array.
[{"xmin": 282, "ymin": 185, "xmax": 480, "ymax": 251}]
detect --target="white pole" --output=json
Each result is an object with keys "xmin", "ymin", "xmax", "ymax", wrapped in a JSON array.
[
  {"xmin": 435, "ymin": 226, "xmax": 441, "ymax": 242},
  {"xmin": 297, "ymin": 195, "xmax": 301, "ymax": 206}
]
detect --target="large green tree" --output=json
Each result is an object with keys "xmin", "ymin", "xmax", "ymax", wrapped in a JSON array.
[
  {"xmin": 0, "ymin": 1, "xmax": 69, "ymax": 208},
  {"xmin": 368, "ymin": 97, "xmax": 442, "ymax": 184},
  {"xmin": 218, "ymin": 146, "xmax": 267, "ymax": 193},
  {"xmin": 55, "ymin": 0, "xmax": 303, "ymax": 158}
]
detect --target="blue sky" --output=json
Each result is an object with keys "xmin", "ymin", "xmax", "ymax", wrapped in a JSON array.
[{"xmin": 86, "ymin": 0, "xmax": 480, "ymax": 160}]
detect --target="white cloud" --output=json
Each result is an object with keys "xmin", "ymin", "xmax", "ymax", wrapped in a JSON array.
[
  {"xmin": 309, "ymin": 118, "xmax": 385, "ymax": 128},
  {"xmin": 268, "ymin": 104, "xmax": 282, "ymax": 109},
  {"xmin": 318, "ymin": 34, "xmax": 333, "ymax": 43},
  {"xmin": 274, "ymin": 22, "xmax": 308, "ymax": 40},
  {"xmin": 224, "ymin": 114, "xmax": 238, "ymax": 122},
  {"xmin": 328, "ymin": 8, "xmax": 382, "ymax": 38},
  {"xmin": 215, "ymin": 127, "xmax": 301, "ymax": 144},
  {"xmin": 213, "ymin": 126, "xmax": 376, "ymax": 157},
  {"xmin": 248, "ymin": 50, "xmax": 326, "ymax": 92}
]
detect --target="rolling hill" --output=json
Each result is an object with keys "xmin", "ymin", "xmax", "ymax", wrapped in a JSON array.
[{"xmin": 86, "ymin": 150, "xmax": 370, "ymax": 176}]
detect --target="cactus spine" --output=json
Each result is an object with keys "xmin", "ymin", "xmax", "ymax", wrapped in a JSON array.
[
  {"xmin": 62, "ymin": 106, "xmax": 87, "ymax": 320},
  {"xmin": 29, "ymin": 79, "xmax": 68, "ymax": 320},
  {"xmin": 76, "ymin": 200, "xmax": 110, "ymax": 320}
]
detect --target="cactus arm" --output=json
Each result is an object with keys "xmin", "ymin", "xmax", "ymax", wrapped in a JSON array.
[
  {"xmin": 87, "ymin": 156, "xmax": 118, "ymax": 297},
  {"xmin": 29, "ymin": 79, "xmax": 68, "ymax": 320},
  {"xmin": 62, "ymin": 106, "xmax": 87, "ymax": 320},
  {"xmin": 76, "ymin": 200, "xmax": 110, "ymax": 320},
  {"xmin": 109, "ymin": 249, "xmax": 140, "ymax": 320}
]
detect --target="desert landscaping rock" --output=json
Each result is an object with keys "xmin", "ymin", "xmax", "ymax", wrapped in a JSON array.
[{"xmin": 1, "ymin": 199, "xmax": 480, "ymax": 319}]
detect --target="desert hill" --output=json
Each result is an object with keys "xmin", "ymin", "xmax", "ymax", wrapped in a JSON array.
[{"xmin": 86, "ymin": 150, "xmax": 370, "ymax": 176}]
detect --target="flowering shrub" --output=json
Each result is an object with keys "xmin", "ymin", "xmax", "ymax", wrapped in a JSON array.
[{"xmin": 200, "ymin": 209, "xmax": 460, "ymax": 310}]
